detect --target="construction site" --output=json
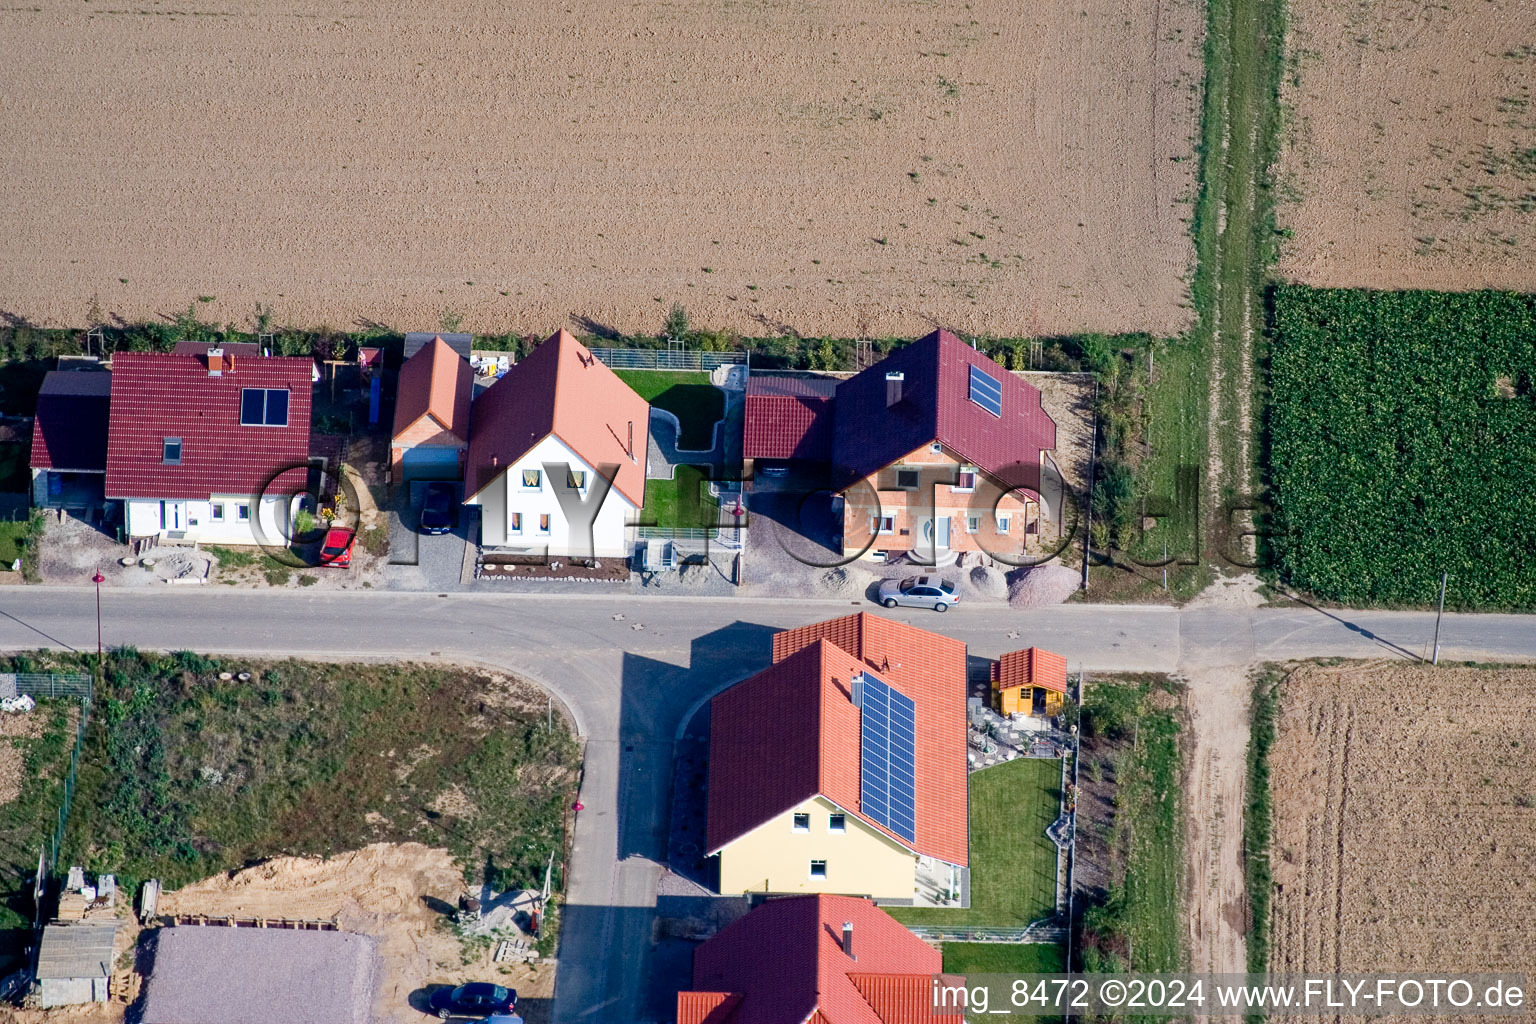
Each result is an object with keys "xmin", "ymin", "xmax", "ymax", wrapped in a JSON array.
[{"xmin": 11, "ymin": 843, "xmax": 555, "ymax": 1024}]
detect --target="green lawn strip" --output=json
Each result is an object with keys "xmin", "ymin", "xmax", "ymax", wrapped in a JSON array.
[
  {"xmin": 1078, "ymin": 680, "xmax": 1186, "ymax": 974},
  {"xmin": 1245, "ymin": 669, "xmax": 1282, "ymax": 977},
  {"xmin": 25, "ymin": 649, "xmax": 580, "ymax": 895},
  {"xmin": 640, "ymin": 465, "xmax": 719, "ymax": 532},
  {"xmin": 941, "ymin": 941, "xmax": 1065, "ymax": 974},
  {"xmin": 891, "ymin": 757, "xmax": 1059, "ymax": 929},
  {"xmin": 0, "ymin": 520, "xmax": 30, "ymax": 565},
  {"xmin": 614, "ymin": 369, "xmax": 724, "ymax": 450}
]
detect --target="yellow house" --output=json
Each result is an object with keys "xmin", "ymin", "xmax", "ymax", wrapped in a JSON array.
[
  {"xmin": 992, "ymin": 646, "xmax": 1068, "ymax": 717},
  {"xmin": 706, "ymin": 613, "xmax": 970, "ymax": 905}
]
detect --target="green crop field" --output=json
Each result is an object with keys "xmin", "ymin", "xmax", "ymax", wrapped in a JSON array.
[{"xmin": 1269, "ymin": 286, "xmax": 1536, "ymax": 609}]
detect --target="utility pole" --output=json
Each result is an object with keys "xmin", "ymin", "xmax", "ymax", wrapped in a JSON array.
[
  {"xmin": 1431, "ymin": 572, "xmax": 1448, "ymax": 665},
  {"xmin": 91, "ymin": 571, "xmax": 105, "ymax": 676}
]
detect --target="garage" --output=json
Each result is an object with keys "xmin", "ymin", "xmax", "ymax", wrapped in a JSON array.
[{"xmin": 399, "ymin": 445, "xmax": 461, "ymax": 482}]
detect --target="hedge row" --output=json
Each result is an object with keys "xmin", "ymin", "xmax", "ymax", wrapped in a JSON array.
[{"xmin": 1268, "ymin": 285, "xmax": 1536, "ymax": 609}]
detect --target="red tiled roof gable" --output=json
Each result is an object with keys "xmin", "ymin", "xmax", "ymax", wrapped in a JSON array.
[
  {"xmin": 104, "ymin": 352, "xmax": 312, "ymax": 499},
  {"xmin": 710, "ymin": 614, "xmax": 968, "ymax": 866},
  {"xmin": 679, "ymin": 895, "xmax": 961, "ymax": 1024}
]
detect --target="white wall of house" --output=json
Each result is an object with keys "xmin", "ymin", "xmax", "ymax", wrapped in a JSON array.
[
  {"xmin": 467, "ymin": 434, "xmax": 637, "ymax": 557},
  {"xmin": 124, "ymin": 493, "xmax": 288, "ymax": 546}
]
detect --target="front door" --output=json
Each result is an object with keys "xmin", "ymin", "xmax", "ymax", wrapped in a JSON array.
[{"xmin": 160, "ymin": 500, "xmax": 185, "ymax": 532}]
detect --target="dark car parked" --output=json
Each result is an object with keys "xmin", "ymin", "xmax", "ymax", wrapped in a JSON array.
[
  {"xmin": 428, "ymin": 982, "xmax": 516, "ymax": 1019},
  {"xmin": 420, "ymin": 482, "xmax": 459, "ymax": 535}
]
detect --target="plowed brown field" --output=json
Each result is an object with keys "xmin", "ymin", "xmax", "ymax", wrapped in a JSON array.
[
  {"xmin": 1277, "ymin": 0, "xmax": 1536, "ymax": 291},
  {"xmin": 0, "ymin": 0, "xmax": 1201, "ymax": 338},
  {"xmin": 1270, "ymin": 663, "xmax": 1536, "ymax": 1006}
]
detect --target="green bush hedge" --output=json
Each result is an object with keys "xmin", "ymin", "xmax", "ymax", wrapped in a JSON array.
[{"xmin": 1269, "ymin": 286, "xmax": 1536, "ymax": 608}]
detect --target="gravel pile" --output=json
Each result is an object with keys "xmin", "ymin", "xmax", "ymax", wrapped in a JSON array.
[
  {"xmin": 967, "ymin": 565, "xmax": 1008, "ymax": 600},
  {"xmin": 1007, "ymin": 564, "xmax": 1080, "ymax": 607}
]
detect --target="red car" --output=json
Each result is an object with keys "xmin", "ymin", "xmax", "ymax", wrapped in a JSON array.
[{"xmin": 318, "ymin": 527, "xmax": 354, "ymax": 568}]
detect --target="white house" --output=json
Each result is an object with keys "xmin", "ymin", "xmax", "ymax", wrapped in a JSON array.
[
  {"xmin": 463, "ymin": 330, "xmax": 649, "ymax": 559},
  {"xmin": 105, "ymin": 349, "xmax": 313, "ymax": 547}
]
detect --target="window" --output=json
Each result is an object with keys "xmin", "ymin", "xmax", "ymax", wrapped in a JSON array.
[
  {"xmin": 792, "ymin": 813, "xmax": 810, "ymax": 833},
  {"xmin": 239, "ymin": 388, "xmax": 290, "ymax": 427},
  {"xmin": 896, "ymin": 469, "xmax": 919, "ymax": 490},
  {"xmin": 210, "ymin": 503, "xmax": 225, "ymax": 522},
  {"xmin": 969, "ymin": 364, "xmax": 1003, "ymax": 416},
  {"xmin": 162, "ymin": 438, "xmax": 182, "ymax": 464},
  {"xmin": 510, "ymin": 512, "xmax": 522, "ymax": 534},
  {"xmin": 235, "ymin": 504, "xmax": 251, "ymax": 522},
  {"xmin": 954, "ymin": 469, "xmax": 977, "ymax": 492},
  {"xmin": 538, "ymin": 513, "xmax": 551, "ymax": 534},
  {"xmin": 809, "ymin": 860, "xmax": 827, "ymax": 880},
  {"xmin": 522, "ymin": 469, "xmax": 542, "ymax": 489},
  {"xmin": 966, "ymin": 516, "xmax": 980, "ymax": 534},
  {"xmin": 829, "ymin": 813, "xmax": 846, "ymax": 833},
  {"xmin": 996, "ymin": 515, "xmax": 1011, "ymax": 533},
  {"xmin": 875, "ymin": 515, "xmax": 894, "ymax": 535},
  {"xmin": 567, "ymin": 468, "xmax": 587, "ymax": 490}
]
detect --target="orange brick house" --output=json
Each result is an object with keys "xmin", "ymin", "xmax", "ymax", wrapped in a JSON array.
[
  {"xmin": 992, "ymin": 647, "xmax": 1068, "ymax": 717},
  {"xmin": 390, "ymin": 336, "xmax": 471, "ymax": 482},
  {"xmin": 831, "ymin": 330, "xmax": 1057, "ymax": 562}
]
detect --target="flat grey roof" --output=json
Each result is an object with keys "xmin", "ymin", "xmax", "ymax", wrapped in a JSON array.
[
  {"xmin": 36, "ymin": 922, "xmax": 118, "ymax": 979},
  {"xmin": 141, "ymin": 926, "xmax": 379, "ymax": 1024},
  {"xmin": 39, "ymin": 369, "xmax": 112, "ymax": 397}
]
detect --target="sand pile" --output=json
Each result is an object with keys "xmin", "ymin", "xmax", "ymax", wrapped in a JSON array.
[{"xmin": 1006, "ymin": 565, "xmax": 1080, "ymax": 607}]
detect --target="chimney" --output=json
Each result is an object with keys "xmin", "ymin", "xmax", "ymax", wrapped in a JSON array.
[
  {"xmin": 885, "ymin": 371, "xmax": 904, "ymax": 407},
  {"xmin": 206, "ymin": 347, "xmax": 225, "ymax": 376},
  {"xmin": 842, "ymin": 921, "xmax": 855, "ymax": 961}
]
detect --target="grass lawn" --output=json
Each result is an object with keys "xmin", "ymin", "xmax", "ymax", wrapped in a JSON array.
[
  {"xmin": 891, "ymin": 757, "xmax": 1060, "ymax": 929},
  {"xmin": 942, "ymin": 941, "xmax": 1065, "ymax": 974},
  {"xmin": 0, "ymin": 520, "xmax": 29, "ymax": 565},
  {"xmin": 9, "ymin": 650, "xmax": 581, "ymax": 896},
  {"xmin": 640, "ymin": 465, "xmax": 719, "ymax": 532},
  {"xmin": 615, "ymin": 369, "xmax": 724, "ymax": 450}
]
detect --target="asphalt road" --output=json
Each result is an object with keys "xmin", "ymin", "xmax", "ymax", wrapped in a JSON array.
[{"xmin": 2, "ymin": 585, "xmax": 1533, "ymax": 1022}]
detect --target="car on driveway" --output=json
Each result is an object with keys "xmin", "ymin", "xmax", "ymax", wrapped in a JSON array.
[
  {"xmin": 876, "ymin": 575, "xmax": 960, "ymax": 612},
  {"xmin": 318, "ymin": 527, "xmax": 354, "ymax": 568},
  {"xmin": 420, "ymin": 482, "xmax": 459, "ymax": 535},
  {"xmin": 428, "ymin": 982, "xmax": 517, "ymax": 1019}
]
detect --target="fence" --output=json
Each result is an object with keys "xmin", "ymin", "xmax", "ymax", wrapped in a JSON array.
[
  {"xmin": 905, "ymin": 919, "xmax": 1067, "ymax": 944},
  {"xmin": 27, "ymin": 690, "xmax": 92, "ymax": 932},
  {"xmin": 589, "ymin": 347, "xmax": 746, "ymax": 371},
  {"xmin": 7, "ymin": 672, "xmax": 94, "ymax": 701}
]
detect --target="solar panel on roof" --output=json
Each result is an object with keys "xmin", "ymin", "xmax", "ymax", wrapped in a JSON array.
[
  {"xmin": 855, "ymin": 671, "xmax": 917, "ymax": 843},
  {"xmin": 969, "ymin": 365, "xmax": 1003, "ymax": 416}
]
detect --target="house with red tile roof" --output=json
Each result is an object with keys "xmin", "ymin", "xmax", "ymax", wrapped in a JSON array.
[
  {"xmin": 708, "ymin": 613, "xmax": 968, "ymax": 904},
  {"xmin": 391, "ymin": 336, "xmax": 471, "ymax": 482},
  {"xmin": 105, "ymin": 348, "xmax": 312, "ymax": 546},
  {"xmin": 462, "ymin": 329, "xmax": 649, "ymax": 558},
  {"xmin": 29, "ymin": 369, "xmax": 111, "ymax": 510},
  {"xmin": 992, "ymin": 647, "xmax": 1069, "ymax": 717},
  {"xmin": 677, "ymin": 894, "xmax": 963, "ymax": 1024},
  {"xmin": 741, "ymin": 330, "xmax": 1058, "ymax": 561}
]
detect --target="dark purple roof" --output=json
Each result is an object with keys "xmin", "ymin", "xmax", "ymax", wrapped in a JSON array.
[
  {"xmin": 830, "ymin": 329, "xmax": 1056, "ymax": 490},
  {"xmin": 30, "ymin": 371, "xmax": 111, "ymax": 472}
]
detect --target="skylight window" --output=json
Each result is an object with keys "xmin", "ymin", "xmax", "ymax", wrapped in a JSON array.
[
  {"xmin": 162, "ymin": 438, "xmax": 182, "ymax": 465},
  {"xmin": 240, "ymin": 388, "xmax": 290, "ymax": 427},
  {"xmin": 969, "ymin": 365, "xmax": 1003, "ymax": 417}
]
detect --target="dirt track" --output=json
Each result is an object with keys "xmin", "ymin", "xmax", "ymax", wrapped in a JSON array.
[
  {"xmin": 1277, "ymin": 0, "xmax": 1536, "ymax": 291},
  {"xmin": 0, "ymin": 0, "xmax": 1200, "ymax": 339},
  {"xmin": 1270, "ymin": 663, "xmax": 1536, "ymax": 1015}
]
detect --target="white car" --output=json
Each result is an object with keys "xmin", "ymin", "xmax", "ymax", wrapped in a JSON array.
[{"xmin": 876, "ymin": 575, "xmax": 960, "ymax": 612}]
